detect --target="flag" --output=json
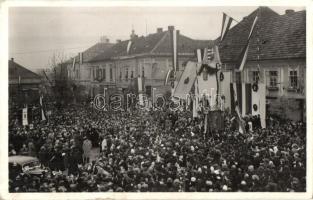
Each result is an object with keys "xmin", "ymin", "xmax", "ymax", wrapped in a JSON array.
[
  {"xmin": 237, "ymin": 42, "xmax": 250, "ymax": 72},
  {"xmin": 103, "ymin": 88, "xmax": 107, "ymax": 111},
  {"xmin": 192, "ymin": 49, "xmax": 203, "ymax": 118},
  {"xmin": 79, "ymin": 52, "xmax": 83, "ymax": 64},
  {"xmin": 196, "ymin": 49, "xmax": 203, "ymax": 64},
  {"xmin": 251, "ymin": 83, "xmax": 266, "ymax": 128},
  {"xmin": 220, "ymin": 13, "xmax": 234, "ymax": 42},
  {"xmin": 198, "ymin": 48, "xmax": 214, "ymax": 64},
  {"xmin": 231, "ymin": 83, "xmax": 266, "ymax": 128},
  {"xmin": 138, "ymin": 76, "xmax": 144, "ymax": 106},
  {"xmin": 164, "ymin": 69, "xmax": 173, "ymax": 85},
  {"xmin": 43, "ymin": 70, "xmax": 52, "ymax": 86},
  {"xmin": 169, "ymin": 28, "xmax": 179, "ymax": 72},
  {"xmin": 40, "ymin": 95, "xmax": 46, "ymax": 121},
  {"xmin": 230, "ymin": 83, "xmax": 245, "ymax": 134},
  {"xmin": 196, "ymin": 46, "xmax": 221, "ymax": 111},
  {"xmin": 192, "ymin": 79, "xmax": 199, "ymax": 118},
  {"xmin": 236, "ymin": 15, "xmax": 258, "ymax": 71},
  {"xmin": 22, "ymin": 106, "xmax": 28, "ymax": 126},
  {"xmin": 172, "ymin": 61, "xmax": 197, "ymax": 99},
  {"xmin": 204, "ymin": 114, "xmax": 208, "ymax": 133},
  {"xmin": 72, "ymin": 57, "xmax": 76, "ymax": 70},
  {"xmin": 127, "ymin": 40, "xmax": 132, "ymax": 54}
]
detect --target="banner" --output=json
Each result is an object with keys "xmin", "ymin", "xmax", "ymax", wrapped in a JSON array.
[
  {"xmin": 236, "ymin": 15, "xmax": 258, "ymax": 71},
  {"xmin": 231, "ymin": 83, "xmax": 266, "ymax": 128},
  {"xmin": 127, "ymin": 40, "xmax": 132, "ymax": 54},
  {"xmin": 220, "ymin": 13, "xmax": 234, "ymax": 42},
  {"xmin": 22, "ymin": 107, "xmax": 28, "ymax": 126},
  {"xmin": 40, "ymin": 95, "xmax": 46, "ymax": 121},
  {"xmin": 138, "ymin": 77, "xmax": 144, "ymax": 106},
  {"xmin": 173, "ymin": 61, "xmax": 197, "ymax": 99},
  {"xmin": 169, "ymin": 28, "xmax": 179, "ymax": 72}
]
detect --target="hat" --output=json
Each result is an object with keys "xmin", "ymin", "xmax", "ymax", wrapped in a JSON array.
[
  {"xmin": 190, "ymin": 146, "xmax": 195, "ymax": 151},
  {"xmin": 191, "ymin": 177, "xmax": 196, "ymax": 182},
  {"xmin": 252, "ymin": 174, "xmax": 259, "ymax": 181},
  {"xmin": 205, "ymin": 180, "xmax": 213, "ymax": 186},
  {"xmin": 70, "ymin": 184, "xmax": 77, "ymax": 189},
  {"xmin": 173, "ymin": 179, "xmax": 180, "ymax": 185},
  {"xmin": 58, "ymin": 186, "xmax": 67, "ymax": 192}
]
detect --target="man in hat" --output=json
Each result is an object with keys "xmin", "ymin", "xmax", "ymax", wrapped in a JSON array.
[{"xmin": 83, "ymin": 137, "xmax": 92, "ymax": 164}]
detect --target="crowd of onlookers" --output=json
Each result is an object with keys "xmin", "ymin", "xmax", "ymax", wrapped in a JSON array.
[{"xmin": 8, "ymin": 103, "xmax": 306, "ymax": 192}]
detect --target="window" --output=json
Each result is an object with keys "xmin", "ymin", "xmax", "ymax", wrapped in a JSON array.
[
  {"xmin": 99, "ymin": 68, "xmax": 102, "ymax": 79},
  {"xmin": 125, "ymin": 68, "xmax": 129, "ymax": 80},
  {"xmin": 110, "ymin": 68, "xmax": 113, "ymax": 81},
  {"xmin": 95, "ymin": 67, "xmax": 99, "ymax": 79},
  {"xmin": 202, "ymin": 67, "xmax": 208, "ymax": 81},
  {"xmin": 103, "ymin": 68, "xmax": 106, "ymax": 81},
  {"xmin": 120, "ymin": 70, "xmax": 122, "ymax": 80},
  {"xmin": 235, "ymin": 72, "xmax": 241, "ymax": 83},
  {"xmin": 289, "ymin": 70, "xmax": 298, "ymax": 88},
  {"xmin": 269, "ymin": 71, "xmax": 278, "ymax": 87},
  {"xmin": 142, "ymin": 66, "xmax": 145, "ymax": 77},
  {"xmin": 131, "ymin": 70, "xmax": 134, "ymax": 78},
  {"xmin": 252, "ymin": 71, "xmax": 259, "ymax": 83}
]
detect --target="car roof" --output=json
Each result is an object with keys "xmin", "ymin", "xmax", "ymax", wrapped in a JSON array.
[{"xmin": 9, "ymin": 156, "xmax": 39, "ymax": 165}]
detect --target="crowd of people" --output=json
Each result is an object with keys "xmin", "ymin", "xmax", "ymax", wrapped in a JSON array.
[{"xmin": 8, "ymin": 102, "xmax": 306, "ymax": 192}]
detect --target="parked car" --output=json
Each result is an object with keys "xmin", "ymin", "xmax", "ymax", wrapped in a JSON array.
[{"xmin": 9, "ymin": 155, "xmax": 47, "ymax": 176}]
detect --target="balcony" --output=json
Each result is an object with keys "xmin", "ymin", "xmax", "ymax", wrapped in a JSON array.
[
  {"xmin": 267, "ymin": 86, "xmax": 279, "ymax": 91},
  {"xmin": 287, "ymin": 86, "xmax": 300, "ymax": 93}
]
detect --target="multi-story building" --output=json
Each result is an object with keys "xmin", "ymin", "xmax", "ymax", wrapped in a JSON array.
[
  {"xmin": 9, "ymin": 58, "xmax": 42, "ymax": 106},
  {"xmin": 218, "ymin": 7, "xmax": 306, "ymax": 121},
  {"xmin": 65, "ymin": 37, "xmax": 114, "ymax": 95},
  {"xmin": 72, "ymin": 26, "xmax": 211, "ymax": 99}
]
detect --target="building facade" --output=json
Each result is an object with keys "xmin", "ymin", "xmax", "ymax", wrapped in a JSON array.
[
  {"xmin": 218, "ymin": 7, "xmax": 306, "ymax": 121},
  {"xmin": 9, "ymin": 58, "xmax": 42, "ymax": 106},
  {"xmin": 69, "ymin": 26, "xmax": 211, "ymax": 100}
]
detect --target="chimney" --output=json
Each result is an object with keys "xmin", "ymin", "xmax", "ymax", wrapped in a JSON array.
[
  {"xmin": 116, "ymin": 39, "xmax": 122, "ymax": 43},
  {"xmin": 100, "ymin": 36, "xmax": 110, "ymax": 43},
  {"xmin": 11, "ymin": 57, "xmax": 14, "ymax": 62},
  {"xmin": 157, "ymin": 27, "xmax": 163, "ymax": 33},
  {"xmin": 168, "ymin": 25, "xmax": 174, "ymax": 31},
  {"xmin": 285, "ymin": 9, "xmax": 295, "ymax": 15},
  {"xmin": 79, "ymin": 52, "xmax": 83, "ymax": 64},
  {"xmin": 130, "ymin": 29, "xmax": 138, "ymax": 40}
]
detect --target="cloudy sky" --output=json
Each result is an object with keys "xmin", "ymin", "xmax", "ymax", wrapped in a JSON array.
[{"xmin": 9, "ymin": 6, "xmax": 304, "ymax": 71}]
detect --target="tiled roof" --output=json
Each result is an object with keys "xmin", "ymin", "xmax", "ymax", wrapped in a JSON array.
[
  {"xmin": 65, "ymin": 42, "xmax": 114, "ymax": 64},
  {"xmin": 90, "ymin": 30, "xmax": 212, "ymax": 62},
  {"xmin": 90, "ymin": 40, "xmax": 129, "ymax": 62},
  {"xmin": 9, "ymin": 60, "xmax": 41, "ymax": 80},
  {"xmin": 153, "ymin": 33, "xmax": 212, "ymax": 54},
  {"xmin": 82, "ymin": 42, "xmax": 114, "ymax": 62},
  {"xmin": 217, "ymin": 7, "xmax": 306, "ymax": 63}
]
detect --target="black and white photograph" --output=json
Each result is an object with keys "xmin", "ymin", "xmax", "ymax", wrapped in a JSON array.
[{"xmin": 2, "ymin": 1, "xmax": 312, "ymax": 199}]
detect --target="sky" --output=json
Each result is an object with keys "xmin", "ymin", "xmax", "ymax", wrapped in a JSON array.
[{"xmin": 9, "ymin": 6, "xmax": 304, "ymax": 71}]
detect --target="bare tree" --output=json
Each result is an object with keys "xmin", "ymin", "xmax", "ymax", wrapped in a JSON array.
[
  {"xmin": 47, "ymin": 51, "xmax": 69, "ymax": 84},
  {"xmin": 46, "ymin": 51, "xmax": 74, "ymax": 106}
]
